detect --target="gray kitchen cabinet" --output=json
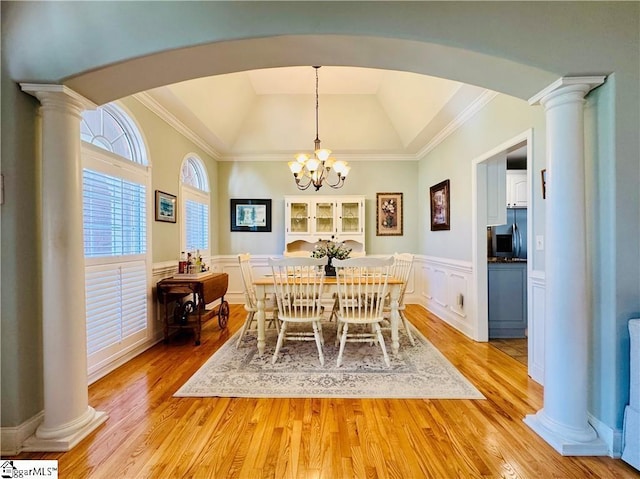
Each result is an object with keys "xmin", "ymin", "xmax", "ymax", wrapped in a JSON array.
[{"xmin": 488, "ymin": 262, "xmax": 527, "ymax": 338}]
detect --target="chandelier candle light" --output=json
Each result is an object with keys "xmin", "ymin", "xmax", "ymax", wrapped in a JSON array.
[{"xmin": 288, "ymin": 66, "xmax": 350, "ymax": 191}]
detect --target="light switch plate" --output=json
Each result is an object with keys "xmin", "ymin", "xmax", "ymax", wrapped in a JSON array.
[{"xmin": 536, "ymin": 235, "xmax": 544, "ymax": 251}]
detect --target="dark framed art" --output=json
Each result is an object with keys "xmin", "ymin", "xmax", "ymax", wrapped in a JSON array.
[
  {"xmin": 376, "ymin": 192, "xmax": 403, "ymax": 236},
  {"xmin": 155, "ymin": 190, "xmax": 177, "ymax": 223},
  {"xmin": 430, "ymin": 179, "xmax": 450, "ymax": 231},
  {"xmin": 230, "ymin": 199, "xmax": 272, "ymax": 232}
]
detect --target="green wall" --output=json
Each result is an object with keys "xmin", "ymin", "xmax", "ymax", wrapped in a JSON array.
[
  {"xmin": 418, "ymin": 94, "xmax": 546, "ymax": 271},
  {"xmin": 118, "ymin": 97, "xmax": 219, "ymax": 263},
  {"xmin": 0, "ymin": 68, "xmax": 44, "ymax": 427},
  {"xmin": 217, "ymin": 160, "xmax": 419, "ymax": 256}
]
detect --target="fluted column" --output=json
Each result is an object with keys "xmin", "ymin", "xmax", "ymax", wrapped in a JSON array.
[
  {"xmin": 524, "ymin": 77, "xmax": 607, "ymax": 455},
  {"xmin": 20, "ymin": 84, "xmax": 108, "ymax": 451}
]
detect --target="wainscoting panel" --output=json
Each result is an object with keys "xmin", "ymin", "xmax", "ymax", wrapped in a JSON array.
[
  {"xmin": 413, "ymin": 256, "xmax": 474, "ymax": 338},
  {"xmin": 529, "ymin": 271, "xmax": 546, "ymax": 385},
  {"xmin": 211, "ymin": 255, "xmax": 271, "ymax": 304}
]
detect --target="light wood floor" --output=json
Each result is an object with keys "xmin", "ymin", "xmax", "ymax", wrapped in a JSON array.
[
  {"xmin": 490, "ymin": 338, "xmax": 528, "ymax": 366},
  {"xmin": 10, "ymin": 304, "xmax": 639, "ymax": 478}
]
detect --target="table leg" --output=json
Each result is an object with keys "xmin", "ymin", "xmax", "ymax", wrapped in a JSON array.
[
  {"xmin": 255, "ymin": 284, "xmax": 267, "ymax": 356},
  {"xmin": 163, "ymin": 296, "xmax": 170, "ymax": 343},
  {"xmin": 389, "ymin": 284, "xmax": 401, "ymax": 356}
]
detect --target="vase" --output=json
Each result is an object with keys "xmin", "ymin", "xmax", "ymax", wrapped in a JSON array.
[{"xmin": 324, "ymin": 257, "xmax": 336, "ymax": 276}]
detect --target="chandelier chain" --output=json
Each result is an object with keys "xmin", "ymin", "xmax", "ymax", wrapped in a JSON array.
[
  {"xmin": 315, "ymin": 66, "xmax": 320, "ymax": 143},
  {"xmin": 288, "ymin": 65, "xmax": 349, "ymax": 191}
]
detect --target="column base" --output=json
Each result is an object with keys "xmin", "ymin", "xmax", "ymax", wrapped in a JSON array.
[
  {"xmin": 21, "ymin": 410, "xmax": 108, "ymax": 452},
  {"xmin": 524, "ymin": 410, "xmax": 608, "ymax": 456}
]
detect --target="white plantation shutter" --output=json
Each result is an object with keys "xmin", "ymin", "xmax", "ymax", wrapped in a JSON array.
[
  {"xmin": 185, "ymin": 198, "xmax": 209, "ymax": 252},
  {"xmin": 83, "ymin": 166, "xmax": 149, "ymax": 372},
  {"xmin": 85, "ymin": 261, "xmax": 147, "ymax": 358},
  {"xmin": 81, "ymin": 102, "xmax": 150, "ymax": 378}
]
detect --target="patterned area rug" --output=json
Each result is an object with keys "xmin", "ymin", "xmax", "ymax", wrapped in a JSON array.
[{"xmin": 175, "ymin": 322, "xmax": 485, "ymax": 399}]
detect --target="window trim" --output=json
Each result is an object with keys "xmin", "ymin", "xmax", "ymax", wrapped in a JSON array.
[
  {"xmin": 81, "ymin": 101, "xmax": 152, "ymax": 379},
  {"xmin": 179, "ymin": 154, "xmax": 210, "ymax": 260}
]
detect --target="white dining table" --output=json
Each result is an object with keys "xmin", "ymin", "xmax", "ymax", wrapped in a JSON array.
[{"xmin": 252, "ymin": 275, "xmax": 405, "ymax": 356}]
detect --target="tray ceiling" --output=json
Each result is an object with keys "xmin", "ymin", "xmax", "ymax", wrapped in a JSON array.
[{"xmin": 140, "ymin": 66, "xmax": 495, "ymax": 161}]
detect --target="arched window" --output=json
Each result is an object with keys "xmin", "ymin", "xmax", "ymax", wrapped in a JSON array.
[
  {"xmin": 81, "ymin": 103, "xmax": 148, "ymax": 165},
  {"xmin": 81, "ymin": 102, "xmax": 150, "ymax": 380},
  {"xmin": 180, "ymin": 155, "xmax": 210, "ymax": 260}
]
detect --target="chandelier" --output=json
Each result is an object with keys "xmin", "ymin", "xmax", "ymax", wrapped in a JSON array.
[{"xmin": 288, "ymin": 66, "xmax": 350, "ymax": 191}]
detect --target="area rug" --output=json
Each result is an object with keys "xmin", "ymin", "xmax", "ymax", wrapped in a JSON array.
[{"xmin": 175, "ymin": 322, "xmax": 485, "ymax": 399}]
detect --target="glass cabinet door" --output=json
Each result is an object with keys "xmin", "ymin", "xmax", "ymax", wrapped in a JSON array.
[
  {"xmin": 289, "ymin": 201, "xmax": 310, "ymax": 233},
  {"xmin": 339, "ymin": 200, "xmax": 361, "ymax": 233},
  {"xmin": 314, "ymin": 201, "xmax": 334, "ymax": 235}
]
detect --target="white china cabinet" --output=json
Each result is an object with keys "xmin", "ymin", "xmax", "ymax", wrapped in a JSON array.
[{"xmin": 284, "ymin": 195, "xmax": 365, "ymax": 256}]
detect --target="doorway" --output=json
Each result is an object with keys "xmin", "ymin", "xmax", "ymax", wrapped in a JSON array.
[{"xmin": 471, "ymin": 130, "xmax": 533, "ymax": 375}]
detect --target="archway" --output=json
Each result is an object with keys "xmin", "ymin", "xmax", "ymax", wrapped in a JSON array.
[{"xmin": 64, "ymin": 35, "xmax": 556, "ymax": 106}]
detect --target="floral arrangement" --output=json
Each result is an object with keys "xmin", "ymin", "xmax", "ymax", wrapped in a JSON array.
[
  {"xmin": 381, "ymin": 198, "xmax": 396, "ymax": 228},
  {"xmin": 311, "ymin": 237, "xmax": 352, "ymax": 260}
]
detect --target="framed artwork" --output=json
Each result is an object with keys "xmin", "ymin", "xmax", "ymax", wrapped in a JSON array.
[
  {"xmin": 155, "ymin": 190, "xmax": 177, "ymax": 223},
  {"xmin": 430, "ymin": 179, "xmax": 450, "ymax": 231},
  {"xmin": 230, "ymin": 199, "xmax": 272, "ymax": 232},
  {"xmin": 376, "ymin": 192, "xmax": 403, "ymax": 236},
  {"xmin": 541, "ymin": 169, "xmax": 547, "ymax": 199}
]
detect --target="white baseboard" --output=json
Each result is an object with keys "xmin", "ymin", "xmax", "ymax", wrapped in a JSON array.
[
  {"xmin": 88, "ymin": 334, "xmax": 164, "ymax": 385},
  {"xmin": 588, "ymin": 412, "xmax": 623, "ymax": 458},
  {"xmin": 1, "ymin": 411, "xmax": 43, "ymax": 456}
]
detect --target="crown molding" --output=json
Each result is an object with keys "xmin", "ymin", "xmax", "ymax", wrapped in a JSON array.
[
  {"xmin": 133, "ymin": 92, "xmax": 222, "ymax": 160},
  {"xmin": 220, "ymin": 152, "xmax": 417, "ymax": 162},
  {"xmin": 417, "ymin": 89, "xmax": 499, "ymax": 159},
  {"xmin": 135, "ymin": 89, "xmax": 498, "ymax": 163}
]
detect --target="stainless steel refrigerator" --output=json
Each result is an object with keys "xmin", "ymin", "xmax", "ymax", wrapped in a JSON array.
[{"xmin": 490, "ymin": 208, "xmax": 527, "ymax": 259}]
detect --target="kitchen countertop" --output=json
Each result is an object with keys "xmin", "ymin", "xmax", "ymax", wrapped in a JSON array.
[{"xmin": 488, "ymin": 257, "xmax": 527, "ymax": 263}]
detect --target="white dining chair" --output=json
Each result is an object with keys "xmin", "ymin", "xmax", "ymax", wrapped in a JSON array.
[
  {"xmin": 333, "ymin": 256, "xmax": 394, "ymax": 367},
  {"xmin": 383, "ymin": 252, "xmax": 416, "ymax": 346},
  {"xmin": 236, "ymin": 253, "xmax": 279, "ymax": 349},
  {"xmin": 268, "ymin": 256, "xmax": 328, "ymax": 365}
]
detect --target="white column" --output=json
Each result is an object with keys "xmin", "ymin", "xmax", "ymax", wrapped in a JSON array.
[
  {"xmin": 20, "ymin": 84, "xmax": 108, "ymax": 451},
  {"xmin": 524, "ymin": 77, "xmax": 607, "ymax": 455}
]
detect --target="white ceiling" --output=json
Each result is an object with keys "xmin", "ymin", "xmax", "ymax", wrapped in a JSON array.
[{"xmin": 140, "ymin": 66, "xmax": 497, "ymax": 161}]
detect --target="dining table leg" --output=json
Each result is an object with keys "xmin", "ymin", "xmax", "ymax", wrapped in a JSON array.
[
  {"xmin": 255, "ymin": 283, "xmax": 267, "ymax": 356},
  {"xmin": 389, "ymin": 283, "xmax": 401, "ymax": 356}
]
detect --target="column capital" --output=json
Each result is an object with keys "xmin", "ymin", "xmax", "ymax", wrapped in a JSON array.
[
  {"xmin": 528, "ymin": 76, "xmax": 606, "ymax": 107},
  {"xmin": 20, "ymin": 83, "xmax": 97, "ymax": 117}
]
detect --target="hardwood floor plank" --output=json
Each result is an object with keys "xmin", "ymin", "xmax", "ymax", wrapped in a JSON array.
[{"xmin": 8, "ymin": 304, "xmax": 639, "ymax": 478}]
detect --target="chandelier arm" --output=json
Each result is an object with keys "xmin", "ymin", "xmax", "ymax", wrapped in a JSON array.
[
  {"xmin": 294, "ymin": 169, "xmax": 315, "ymax": 190},
  {"xmin": 322, "ymin": 164, "xmax": 345, "ymax": 188},
  {"xmin": 294, "ymin": 174, "xmax": 313, "ymax": 190},
  {"xmin": 323, "ymin": 172, "xmax": 345, "ymax": 189}
]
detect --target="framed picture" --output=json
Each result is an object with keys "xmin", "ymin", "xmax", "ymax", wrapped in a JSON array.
[
  {"xmin": 155, "ymin": 190, "xmax": 176, "ymax": 223},
  {"xmin": 430, "ymin": 179, "xmax": 450, "ymax": 231},
  {"xmin": 541, "ymin": 169, "xmax": 547, "ymax": 199},
  {"xmin": 376, "ymin": 192, "xmax": 403, "ymax": 236},
  {"xmin": 230, "ymin": 199, "xmax": 272, "ymax": 232}
]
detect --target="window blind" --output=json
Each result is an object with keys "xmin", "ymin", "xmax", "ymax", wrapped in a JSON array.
[
  {"xmin": 185, "ymin": 198, "xmax": 209, "ymax": 252},
  {"xmin": 83, "ymin": 169, "xmax": 146, "ymax": 257},
  {"xmin": 83, "ymin": 167, "xmax": 148, "ymax": 370}
]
